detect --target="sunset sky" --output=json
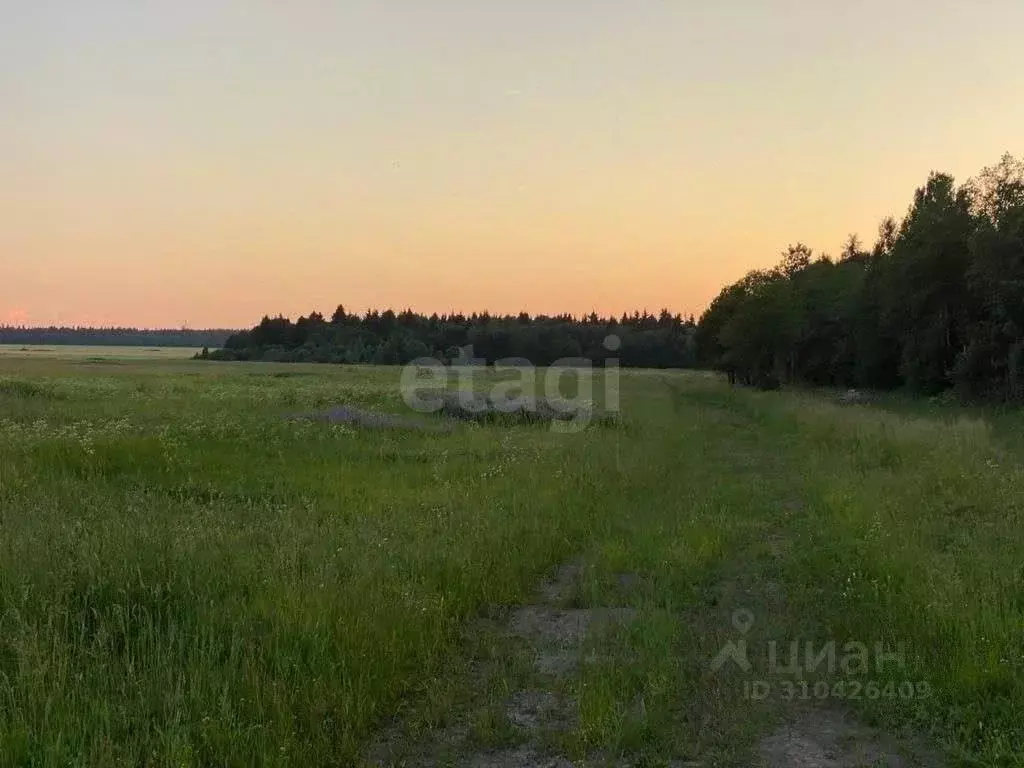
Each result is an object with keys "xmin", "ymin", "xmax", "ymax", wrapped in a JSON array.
[{"xmin": 3, "ymin": 1, "xmax": 1023, "ymax": 328}]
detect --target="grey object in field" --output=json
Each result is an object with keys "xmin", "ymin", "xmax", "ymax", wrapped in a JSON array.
[
  {"xmin": 292, "ymin": 394, "xmax": 616, "ymax": 431},
  {"xmin": 291, "ymin": 406, "xmax": 451, "ymax": 432},
  {"xmin": 839, "ymin": 388, "xmax": 868, "ymax": 405},
  {"xmin": 437, "ymin": 390, "xmax": 599, "ymax": 424}
]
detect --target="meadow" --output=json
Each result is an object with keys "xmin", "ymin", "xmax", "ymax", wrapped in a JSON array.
[
  {"xmin": 0, "ymin": 345, "xmax": 200, "ymax": 361},
  {"xmin": 0, "ymin": 356, "xmax": 1021, "ymax": 766}
]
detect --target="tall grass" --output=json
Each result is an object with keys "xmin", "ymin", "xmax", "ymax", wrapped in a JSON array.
[
  {"xmin": 775, "ymin": 392, "xmax": 1024, "ymax": 760},
  {"xmin": 0, "ymin": 362, "xmax": 629, "ymax": 765},
  {"xmin": 0, "ymin": 359, "xmax": 1022, "ymax": 765}
]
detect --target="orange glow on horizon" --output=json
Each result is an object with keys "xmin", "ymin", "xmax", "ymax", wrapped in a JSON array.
[{"xmin": 4, "ymin": 2, "xmax": 1023, "ymax": 328}]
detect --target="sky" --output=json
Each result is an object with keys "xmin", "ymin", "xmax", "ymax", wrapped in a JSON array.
[{"xmin": 2, "ymin": 1, "xmax": 1023, "ymax": 328}]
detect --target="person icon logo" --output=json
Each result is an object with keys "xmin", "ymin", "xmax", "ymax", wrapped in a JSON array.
[{"xmin": 710, "ymin": 609, "xmax": 755, "ymax": 673}]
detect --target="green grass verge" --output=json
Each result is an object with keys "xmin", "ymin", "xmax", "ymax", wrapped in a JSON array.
[{"xmin": 0, "ymin": 358, "xmax": 1021, "ymax": 765}]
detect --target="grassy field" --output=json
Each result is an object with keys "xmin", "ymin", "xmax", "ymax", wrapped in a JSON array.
[
  {"xmin": 0, "ymin": 345, "xmax": 199, "ymax": 361},
  {"xmin": 0, "ymin": 357, "xmax": 1022, "ymax": 766}
]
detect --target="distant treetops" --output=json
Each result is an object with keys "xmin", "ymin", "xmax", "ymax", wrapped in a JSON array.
[
  {"xmin": 210, "ymin": 308, "xmax": 698, "ymax": 369},
  {"xmin": 0, "ymin": 327, "xmax": 233, "ymax": 348}
]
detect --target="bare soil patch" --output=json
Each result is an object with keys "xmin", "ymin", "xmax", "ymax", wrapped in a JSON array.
[
  {"xmin": 758, "ymin": 707, "xmax": 942, "ymax": 768},
  {"xmin": 365, "ymin": 559, "xmax": 641, "ymax": 766}
]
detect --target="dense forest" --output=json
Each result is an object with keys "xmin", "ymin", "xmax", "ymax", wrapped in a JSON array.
[
  {"xmin": 696, "ymin": 153, "xmax": 1024, "ymax": 400},
  {"xmin": 210, "ymin": 309, "xmax": 697, "ymax": 368},
  {"xmin": 0, "ymin": 327, "xmax": 235, "ymax": 348}
]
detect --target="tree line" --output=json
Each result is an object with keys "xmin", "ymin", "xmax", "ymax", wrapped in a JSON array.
[
  {"xmin": 0, "ymin": 327, "xmax": 235, "ymax": 348},
  {"xmin": 210, "ymin": 308, "xmax": 698, "ymax": 368},
  {"xmin": 696, "ymin": 153, "xmax": 1024, "ymax": 401},
  {"xmin": 198, "ymin": 151, "xmax": 1024, "ymax": 403}
]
